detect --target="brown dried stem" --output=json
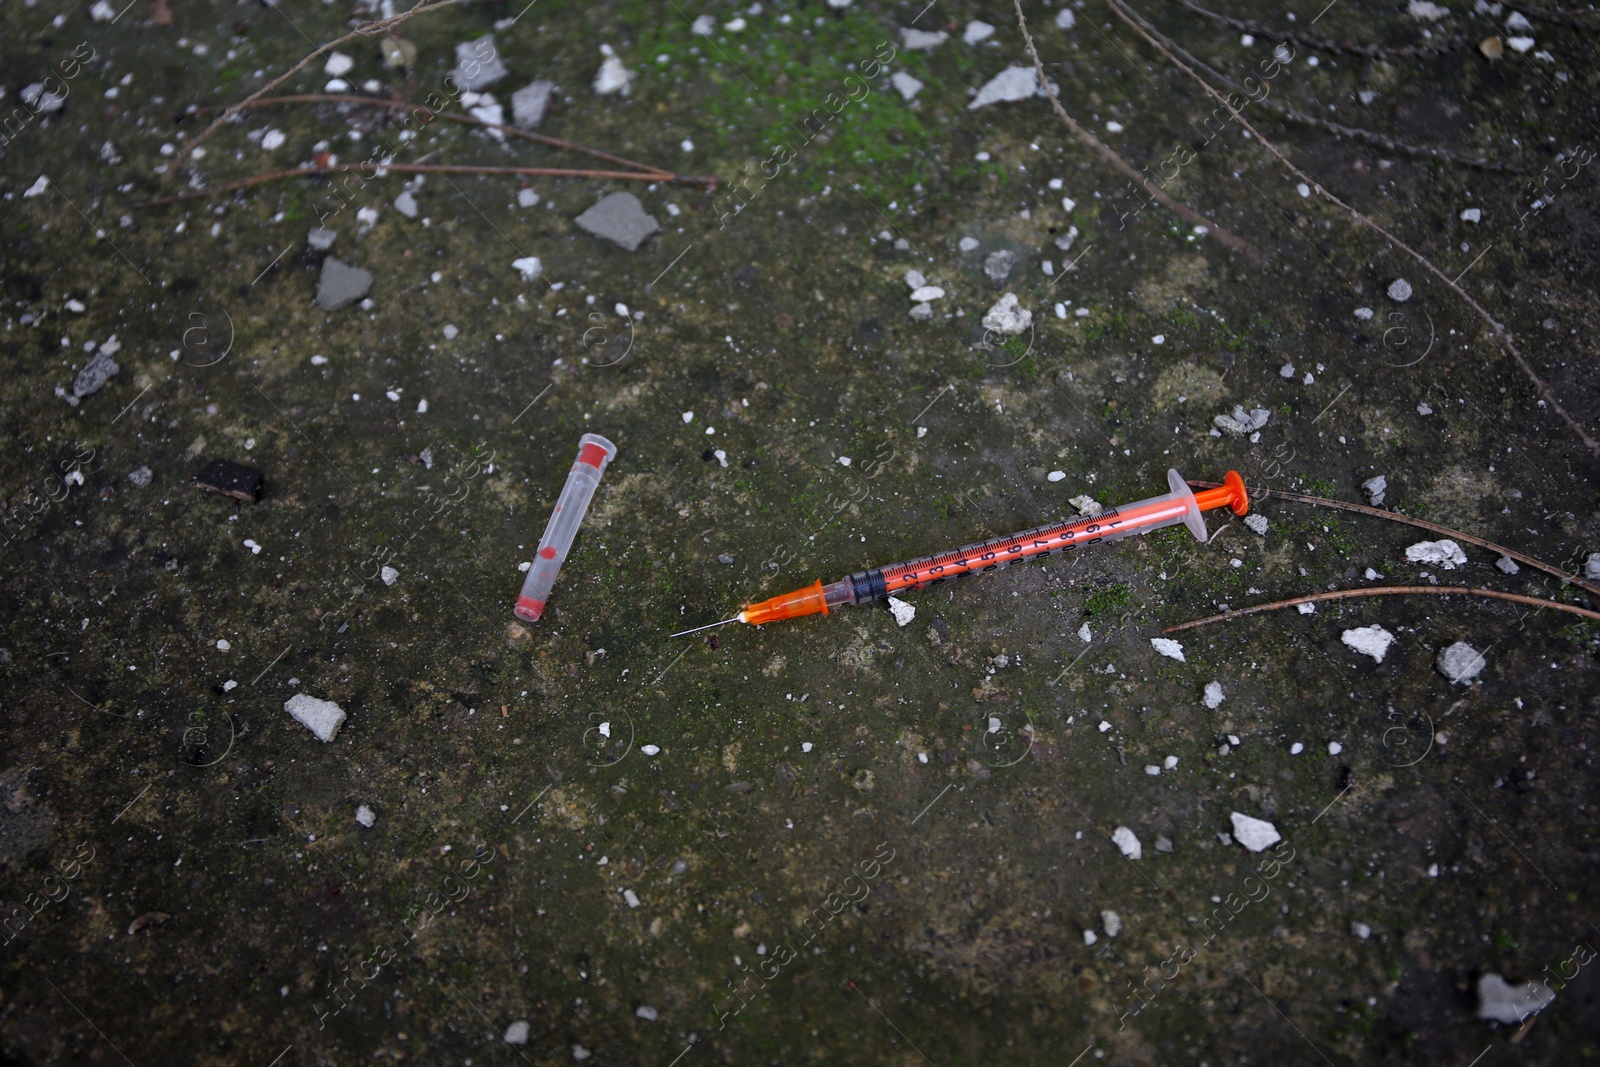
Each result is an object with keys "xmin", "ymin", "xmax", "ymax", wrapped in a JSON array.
[
  {"xmin": 1011, "ymin": 0, "xmax": 1261, "ymax": 264},
  {"xmin": 1173, "ymin": 0, "xmax": 1473, "ymax": 57},
  {"xmin": 170, "ymin": 0, "xmax": 479, "ymax": 175},
  {"xmin": 1188, "ymin": 479, "xmax": 1600, "ymax": 597},
  {"xmin": 1107, "ymin": 0, "xmax": 1598, "ymax": 456},
  {"xmin": 1165, "ymin": 585, "xmax": 1600, "ymax": 633},
  {"xmin": 134, "ymin": 162, "xmax": 700, "ymax": 209},
  {"xmin": 193, "ymin": 94, "xmax": 690, "ymax": 181}
]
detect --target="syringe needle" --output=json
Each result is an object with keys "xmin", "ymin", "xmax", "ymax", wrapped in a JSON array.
[{"xmin": 669, "ymin": 616, "xmax": 743, "ymax": 638}]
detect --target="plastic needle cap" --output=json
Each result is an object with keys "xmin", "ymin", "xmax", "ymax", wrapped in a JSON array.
[{"xmin": 514, "ymin": 433, "xmax": 617, "ymax": 622}]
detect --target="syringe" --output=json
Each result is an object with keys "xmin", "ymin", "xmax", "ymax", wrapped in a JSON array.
[{"xmin": 672, "ymin": 469, "xmax": 1247, "ymax": 635}]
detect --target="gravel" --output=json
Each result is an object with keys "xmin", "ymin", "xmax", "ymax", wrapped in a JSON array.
[
  {"xmin": 575, "ymin": 192, "xmax": 660, "ymax": 251},
  {"xmin": 453, "ymin": 35, "xmax": 508, "ymax": 91},
  {"xmin": 284, "ymin": 694, "xmax": 347, "ymax": 743},
  {"xmin": 969, "ymin": 67, "xmax": 1042, "ymax": 109},
  {"xmin": 512, "ymin": 80, "xmax": 555, "ymax": 128},
  {"xmin": 980, "ymin": 292, "xmax": 1031, "ymax": 334},
  {"xmin": 1436, "ymin": 641, "xmax": 1486, "ymax": 684},
  {"xmin": 315, "ymin": 257, "xmax": 373, "ymax": 311},
  {"xmin": 1341, "ymin": 625, "xmax": 1395, "ymax": 663},
  {"xmin": 1111, "ymin": 826, "xmax": 1142, "ymax": 860},
  {"xmin": 1230, "ymin": 811, "xmax": 1281, "ymax": 852}
]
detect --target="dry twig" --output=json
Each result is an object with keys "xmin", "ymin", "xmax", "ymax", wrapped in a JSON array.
[
  {"xmin": 171, "ymin": 0, "xmax": 478, "ymax": 175},
  {"xmin": 1187, "ymin": 479, "xmax": 1600, "ymax": 598},
  {"xmin": 1107, "ymin": 0, "xmax": 1598, "ymax": 456},
  {"xmin": 1173, "ymin": 0, "xmax": 1473, "ymax": 57},
  {"xmin": 1165, "ymin": 585, "xmax": 1600, "ymax": 632},
  {"xmin": 1011, "ymin": 0, "xmax": 1260, "ymax": 263}
]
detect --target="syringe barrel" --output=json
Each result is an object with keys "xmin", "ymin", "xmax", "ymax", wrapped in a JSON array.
[
  {"xmin": 841, "ymin": 469, "xmax": 1207, "ymax": 605},
  {"xmin": 514, "ymin": 434, "xmax": 617, "ymax": 622}
]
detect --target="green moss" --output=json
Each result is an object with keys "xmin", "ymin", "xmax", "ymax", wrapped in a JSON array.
[{"xmin": 1085, "ymin": 583, "xmax": 1133, "ymax": 615}]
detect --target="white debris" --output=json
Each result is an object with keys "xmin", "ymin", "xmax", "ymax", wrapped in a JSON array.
[
  {"xmin": 1111, "ymin": 826, "xmax": 1142, "ymax": 860},
  {"xmin": 1477, "ymin": 973, "xmax": 1555, "ymax": 1024},
  {"xmin": 1352, "ymin": 921, "xmax": 1372, "ymax": 940},
  {"xmin": 900, "ymin": 28, "xmax": 949, "ymax": 50},
  {"xmin": 1098, "ymin": 720, "xmax": 1112, "ymax": 733},
  {"xmin": 1298, "ymin": 602, "xmax": 1317, "ymax": 615},
  {"xmin": 1229, "ymin": 812, "xmax": 1282, "ymax": 852},
  {"xmin": 325, "ymin": 51, "xmax": 355, "ymax": 76},
  {"xmin": 1417, "ymin": 403, "xmax": 1433, "ymax": 415},
  {"xmin": 623, "ymin": 889, "xmax": 641, "ymax": 908},
  {"xmin": 1407, "ymin": 0, "xmax": 1448, "ymax": 19},
  {"xmin": 909, "ymin": 285, "xmax": 945, "ymax": 302},
  {"xmin": 1585, "ymin": 552, "xmax": 1600, "ymax": 580},
  {"xmin": 635, "ymin": 1005, "xmax": 659, "ymax": 1021},
  {"xmin": 1496, "ymin": 555, "xmax": 1520, "ymax": 574},
  {"xmin": 1056, "ymin": 8, "xmax": 1076, "ymax": 28},
  {"xmin": 1388, "ymin": 278, "xmax": 1414, "ymax": 302},
  {"xmin": 504, "ymin": 1020, "xmax": 530, "ymax": 1045},
  {"xmin": 355, "ymin": 805, "xmax": 376, "ymax": 827},
  {"xmin": 1150, "ymin": 638, "xmax": 1186, "ymax": 663},
  {"xmin": 1505, "ymin": 10, "xmax": 1533, "ymax": 30},
  {"xmin": 1203, "ymin": 681, "xmax": 1225, "ymax": 709},
  {"xmin": 1244, "ymin": 513, "xmax": 1268, "ymax": 536},
  {"xmin": 802, "ymin": 742, "xmax": 814, "ymax": 753},
  {"xmin": 1461, "ymin": 207, "xmax": 1482, "ymax": 223},
  {"xmin": 964, "ymin": 20, "xmax": 995, "ymax": 44},
  {"xmin": 216, "ymin": 639, "xmax": 231, "ymax": 651},
  {"xmin": 1362, "ymin": 475, "xmax": 1388, "ymax": 505},
  {"xmin": 380, "ymin": 566, "xmax": 399, "ymax": 586},
  {"xmin": 394, "ymin": 190, "xmax": 419, "ymax": 218},
  {"xmin": 1069, "ymin": 495, "xmax": 1102, "ymax": 516},
  {"xmin": 23, "ymin": 176, "xmax": 50, "ymax": 199},
  {"xmin": 1405, "ymin": 539, "xmax": 1468, "ymax": 569},
  {"xmin": 958, "ymin": 236, "xmax": 980, "ymax": 251},
  {"xmin": 968, "ymin": 67, "xmax": 1042, "ymax": 109},
  {"xmin": 243, "ymin": 539, "xmax": 262, "ymax": 554},
  {"xmin": 888, "ymin": 597, "xmax": 916, "ymax": 627},
  {"xmin": 1328, "ymin": 741, "xmax": 1343, "ymax": 755},
  {"xmin": 904, "ymin": 268, "xmax": 927, "ymax": 289},
  {"xmin": 1083, "ymin": 928, "xmax": 1098, "ymax": 945},
  {"xmin": 909, "ymin": 302, "xmax": 934, "ymax": 322},
  {"xmin": 261, "ymin": 129, "xmax": 287, "ymax": 151},
  {"xmin": 284, "ymin": 694, "xmax": 347, "ymax": 743},
  {"xmin": 1290, "ymin": 742, "xmax": 1304, "ymax": 754},
  {"xmin": 1078, "ymin": 622, "xmax": 1092, "ymax": 643},
  {"xmin": 891, "ymin": 71, "xmax": 923, "ymax": 101},
  {"xmin": 641, "ymin": 744, "xmax": 661, "ymax": 756},
  {"xmin": 90, "ymin": 0, "xmax": 117, "ymax": 20},
  {"xmin": 594, "ymin": 54, "xmax": 634, "ymax": 95},
  {"xmin": 1101, "ymin": 910, "xmax": 1122, "ymax": 937},
  {"xmin": 1280, "ymin": 363, "xmax": 1296, "ymax": 379},
  {"xmin": 981, "ymin": 292, "xmax": 1032, "ymax": 334},
  {"xmin": 1342, "ymin": 625, "xmax": 1396, "ymax": 662},
  {"xmin": 1354, "ymin": 306, "xmax": 1374, "ymax": 321},
  {"xmin": 1145, "ymin": 765, "xmax": 1161, "ymax": 776},
  {"xmin": 1437, "ymin": 641, "xmax": 1486, "ymax": 683},
  {"xmin": 512, "ymin": 256, "xmax": 543, "ymax": 280},
  {"xmin": 1213, "ymin": 405, "xmax": 1271, "ymax": 437},
  {"xmin": 1047, "ymin": 470, "xmax": 1066, "ymax": 482},
  {"xmin": 1507, "ymin": 35, "xmax": 1535, "ymax": 51},
  {"xmin": 691, "ymin": 14, "xmax": 716, "ymax": 35}
]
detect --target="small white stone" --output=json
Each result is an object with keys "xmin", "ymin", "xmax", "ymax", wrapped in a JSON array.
[
  {"xmin": 635, "ymin": 1005, "xmax": 659, "ymax": 1021},
  {"xmin": 1477, "ymin": 973, "xmax": 1555, "ymax": 1023},
  {"xmin": 1328, "ymin": 740, "xmax": 1344, "ymax": 755},
  {"xmin": 261, "ymin": 129, "xmax": 287, "ymax": 151},
  {"xmin": 1112, "ymin": 826, "xmax": 1142, "ymax": 860},
  {"xmin": 1405, "ymin": 539, "xmax": 1468, "ymax": 569},
  {"xmin": 910, "ymin": 285, "xmax": 945, "ymax": 302},
  {"xmin": 904, "ymin": 268, "xmax": 927, "ymax": 289},
  {"xmin": 1281, "ymin": 363, "xmax": 1297, "ymax": 378},
  {"xmin": 1297, "ymin": 602, "xmax": 1316, "ymax": 615},
  {"xmin": 518, "ymin": 188, "xmax": 540, "ymax": 208},
  {"xmin": 891, "ymin": 70, "xmax": 923, "ymax": 101},
  {"xmin": 1151, "ymin": 333, "xmax": 1164, "ymax": 344},
  {"xmin": 1078, "ymin": 622, "xmax": 1092, "ymax": 643},
  {"xmin": 1101, "ymin": 910, "xmax": 1122, "ymax": 936},
  {"xmin": 1496, "ymin": 555, "xmax": 1520, "ymax": 575},
  {"xmin": 594, "ymin": 54, "xmax": 634, "ymax": 95},
  {"xmin": 1165, "ymin": 755, "xmax": 1179, "ymax": 770},
  {"xmin": 1354, "ymin": 307, "xmax": 1374, "ymax": 321},
  {"xmin": 964, "ymin": 20, "xmax": 995, "ymax": 44},
  {"xmin": 1069, "ymin": 495, "xmax": 1103, "ymax": 516},
  {"xmin": 355, "ymin": 805, "xmax": 376, "ymax": 827},
  {"xmin": 887, "ymin": 597, "xmax": 916, "ymax": 627},
  {"xmin": 623, "ymin": 889, "xmax": 641, "ymax": 908},
  {"xmin": 1203, "ymin": 681, "xmax": 1225, "ymax": 709},
  {"xmin": 1150, "ymin": 638, "xmax": 1186, "ymax": 663},
  {"xmin": 512, "ymin": 256, "xmax": 543, "ymax": 280},
  {"xmin": 572, "ymin": 1045, "xmax": 592, "ymax": 1062},
  {"xmin": 968, "ymin": 66, "xmax": 1042, "ymax": 110},
  {"xmin": 380, "ymin": 566, "xmax": 399, "ymax": 586},
  {"xmin": 357, "ymin": 206, "xmax": 379, "ymax": 226},
  {"xmin": 1098, "ymin": 720, "xmax": 1112, "ymax": 733},
  {"xmin": 1352, "ymin": 921, "xmax": 1372, "ymax": 940},
  {"xmin": 1106, "ymin": 120, "xmax": 1125, "ymax": 133},
  {"xmin": 284, "ymin": 694, "xmax": 347, "ymax": 743},
  {"xmin": 1362, "ymin": 474, "xmax": 1388, "ymax": 506},
  {"xmin": 1436, "ymin": 641, "xmax": 1486, "ymax": 683},
  {"xmin": 216, "ymin": 639, "xmax": 231, "ymax": 651},
  {"xmin": 901, "ymin": 28, "xmax": 949, "ymax": 50},
  {"xmin": 801, "ymin": 742, "xmax": 814, "ymax": 753},
  {"xmin": 416, "ymin": 399, "xmax": 429, "ymax": 414},
  {"xmin": 1145, "ymin": 764, "xmax": 1162, "ymax": 776},
  {"xmin": 504, "ymin": 1020, "xmax": 530, "ymax": 1045},
  {"xmin": 1290, "ymin": 742, "xmax": 1304, "ymax": 755},
  {"xmin": 1047, "ymin": 470, "xmax": 1066, "ymax": 482},
  {"xmin": 1342, "ymin": 625, "xmax": 1396, "ymax": 662},
  {"xmin": 23, "ymin": 176, "xmax": 50, "ymax": 199},
  {"xmin": 1461, "ymin": 207, "xmax": 1482, "ymax": 223},
  {"xmin": 837, "ymin": 456, "xmax": 852, "ymax": 468},
  {"xmin": 325, "ymin": 51, "xmax": 355, "ymax": 76},
  {"xmin": 958, "ymin": 236, "xmax": 980, "ymax": 252},
  {"xmin": 1245, "ymin": 513, "xmax": 1268, "ymax": 536},
  {"xmin": 1056, "ymin": 8, "xmax": 1076, "ymax": 27},
  {"xmin": 641, "ymin": 744, "xmax": 661, "ymax": 756},
  {"xmin": 1507, "ymin": 34, "xmax": 1536, "ymax": 51},
  {"xmin": 691, "ymin": 14, "xmax": 715, "ymax": 35},
  {"xmin": 981, "ymin": 292, "xmax": 1032, "ymax": 334},
  {"xmin": 1387, "ymin": 278, "xmax": 1413, "ymax": 302},
  {"xmin": 243, "ymin": 539, "xmax": 262, "ymax": 555},
  {"xmin": 1229, "ymin": 812, "xmax": 1281, "ymax": 852},
  {"xmin": 1083, "ymin": 928, "xmax": 1098, "ymax": 945},
  {"xmin": 681, "ymin": 411, "xmax": 694, "ymax": 423}
]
